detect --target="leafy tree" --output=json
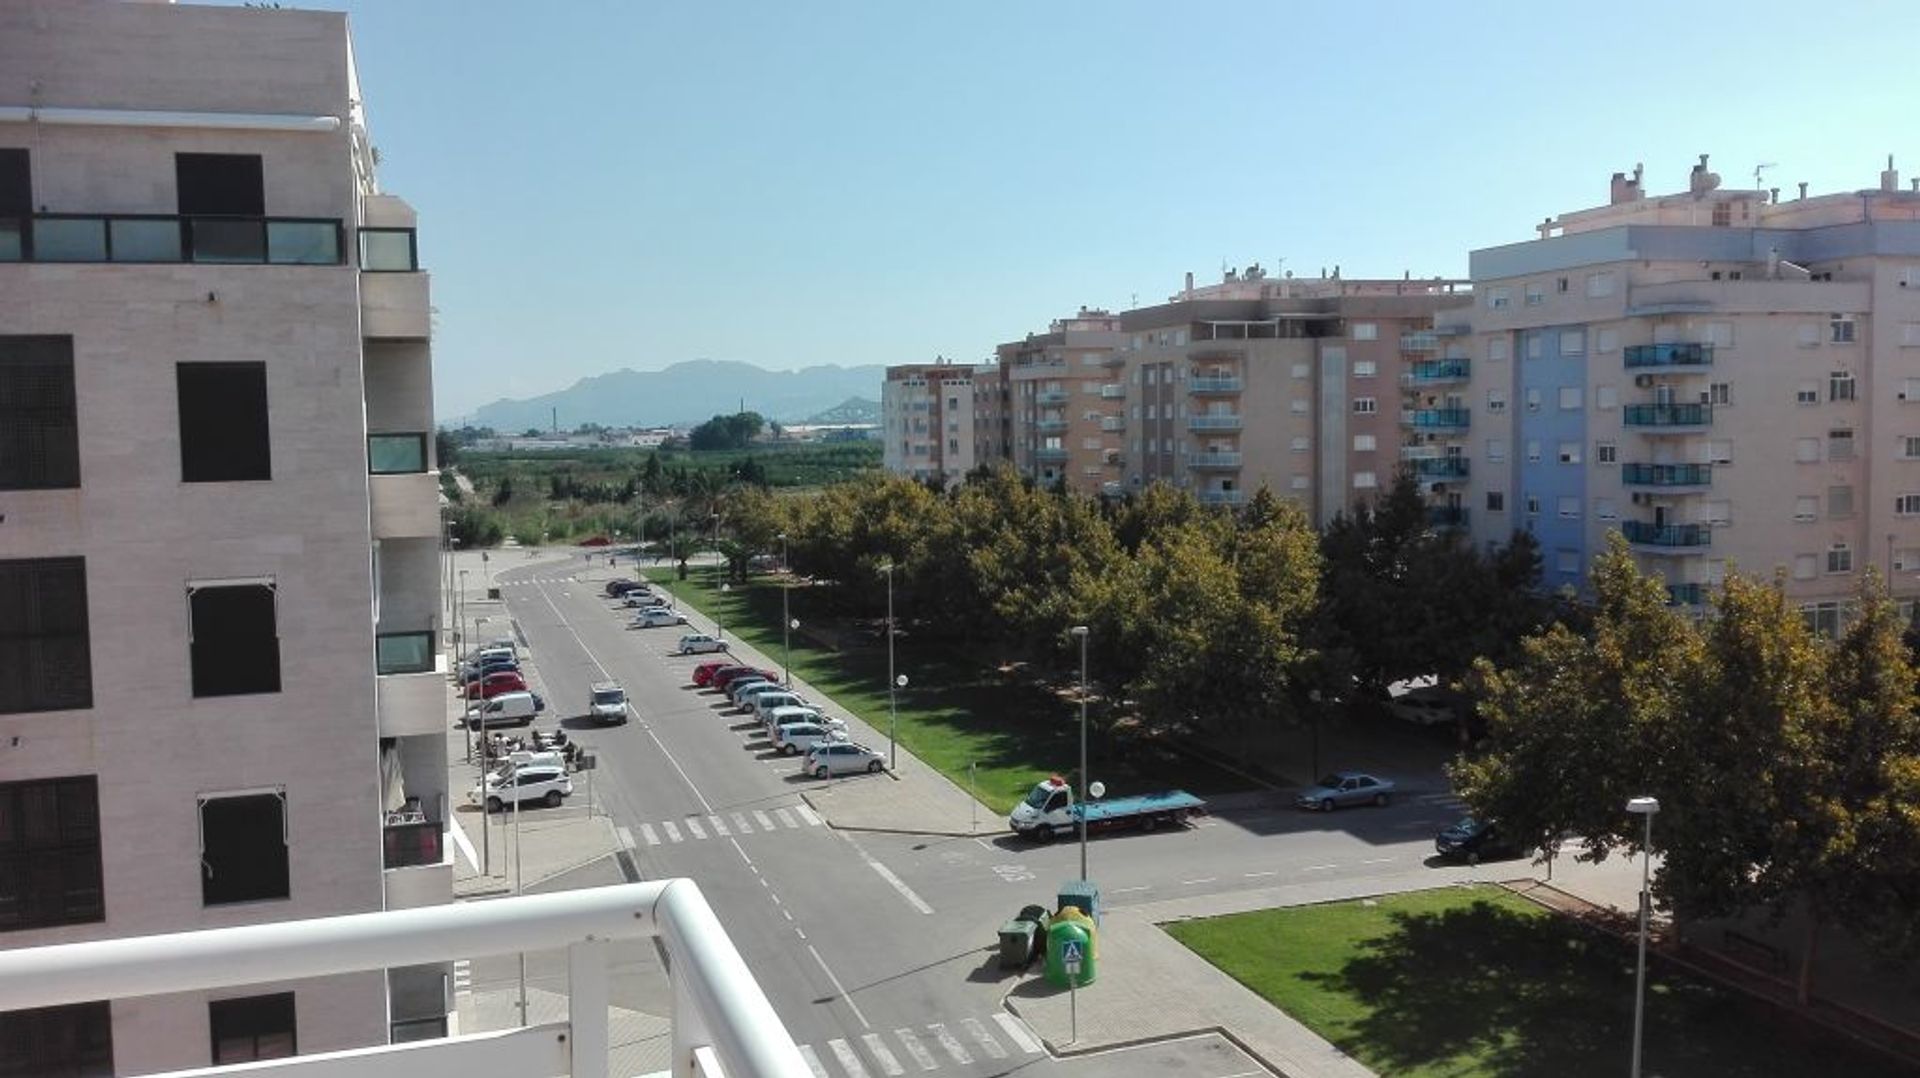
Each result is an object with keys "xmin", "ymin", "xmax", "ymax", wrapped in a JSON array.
[
  {"xmin": 490, "ymin": 476, "xmax": 515, "ymax": 507},
  {"xmin": 434, "ymin": 429, "xmax": 460, "ymax": 468},
  {"xmin": 522, "ymin": 428, "xmax": 543, "ymax": 438},
  {"xmin": 688, "ymin": 412, "xmax": 766, "ymax": 451}
]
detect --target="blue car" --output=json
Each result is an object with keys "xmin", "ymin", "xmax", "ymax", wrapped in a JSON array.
[{"xmin": 1295, "ymin": 771, "xmax": 1395, "ymax": 812}]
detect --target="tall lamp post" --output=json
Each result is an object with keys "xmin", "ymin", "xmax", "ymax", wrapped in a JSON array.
[
  {"xmin": 1627, "ymin": 795, "xmax": 1661, "ymax": 1078},
  {"xmin": 779, "ymin": 532, "xmax": 792, "ymax": 686},
  {"xmin": 880, "ymin": 563, "xmax": 898, "ymax": 770},
  {"xmin": 1070, "ymin": 624, "xmax": 1090, "ymax": 880}
]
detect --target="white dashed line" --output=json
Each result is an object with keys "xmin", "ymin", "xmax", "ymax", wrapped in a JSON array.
[
  {"xmin": 1301, "ymin": 863, "xmax": 1338, "ymax": 872},
  {"xmin": 1180, "ymin": 877, "xmax": 1218, "ymax": 886},
  {"xmin": 1244, "ymin": 870, "xmax": 1279, "ymax": 878},
  {"xmin": 1110, "ymin": 884, "xmax": 1152, "ymax": 894}
]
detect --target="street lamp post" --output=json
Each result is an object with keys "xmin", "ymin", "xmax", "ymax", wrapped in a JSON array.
[
  {"xmin": 881, "ymin": 563, "xmax": 898, "ymax": 770},
  {"xmin": 780, "ymin": 532, "xmax": 792, "ymax": 686},
  {"xmin": 1070, "ymin": 624, "xmax": 1090, "ymax": 880},
  {"xmin": 1627, "ymin": 795, "xmax": 1661, "ymax": 1078}
]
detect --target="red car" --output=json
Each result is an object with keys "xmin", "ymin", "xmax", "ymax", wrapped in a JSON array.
[
  {"xmin": 711, "ymin": 666, "xmax": 779, "ymax": 691},
  {"xmin": 464, "ymin": 670, "xmax": 528, "ymax": 700},
  {"xmin": 692, "ymin": 661, "xmax": 732, "ymax": 687}
]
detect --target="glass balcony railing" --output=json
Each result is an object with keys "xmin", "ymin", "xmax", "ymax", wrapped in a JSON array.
[
  {"xmin": 0, "ymin": 214, "xmax": 343, "ymax": 265},
  {"xmin": 1199, "ymin": 489, "xmax": 1246, "ymax": 506},
  {"xmin": 1400, "ymin": 333, "xmax": 1441, "ymax": 352},
  {"xmin": 1190, "ymin": 452, "xmax": 1243, "ymax": 469},
  {"xmin": 358, "ymin": 227, "xmax": 419, "ymax": 271},
  {"xmin": 369, "ymin": 433, "xmax": 430, "ymax": 474},
  {"xmin": 1411, "ymin": 457, "xmax": 1470, "ymax": 479},
  {"xmin": 1621, "ymin": 463, "xmax": 1711, "ymax": 487},
  {"xmin": 1034, "ymin": 446, "xmax": 1069, "ymax": 462},
  {"xmin": 1188, "ymin": 415, "xmax": 1243, "ymax": 431},
  {"xmin": 1405, "ymin": 408, "xmax": 1470, "ymax": 430},
  {"xmin": 1033, "ymin": 419, "xmax": 1068, "ymax": 434},
  {"xmin": 1623, "ymin": 403, "xmax": 1712, "ymax": 428},
  {"xmin": 1100, "ymin": 416, "xmax": 1125, "ymax": 431},
  {"xmin": 1188, "ymin": 377, "xmax": 1243, "ymax": 394},
  {"xmin": 1667, "ymin": 583, "xmax": 1708, "ymax": 607},
  {"xmin": 382, "ymin": 817, "xmax": 444, "ymax": 870},
  {"xmin": 1624, "ymin": 343, "xmax": 1713, "ymax": 369},
  {"xmin": 1406, "ymin": 359, "xmax": 1471, "ymax": 384},
  {"xmin": 1427, "ymin": 506, "xmax": 1470, "ymax": 528},
  {"xmin": 376, "ymin": 630, "xmax": 437, "ymax": 675},
  {"xmin": 1099, "ymin": 384, "xmax": 1126, "ymax": 399},
  {"xmin": 1621, "ymin": 521, "xmax": 1712, "ymax": 548},
  {"xmin": 1034, "ymin": 390, "xmax": 1069, "ymax": 405}
]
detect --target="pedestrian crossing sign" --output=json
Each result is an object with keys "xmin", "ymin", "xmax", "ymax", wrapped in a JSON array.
[{"xmin": 1061, "ymin": 939, "xmax": 1084, "ymax": 971}]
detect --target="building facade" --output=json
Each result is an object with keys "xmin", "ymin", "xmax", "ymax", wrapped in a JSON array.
[
  {"xmin": 880, "ymin": 359, "xmax": 998, "ymax": 485},
  {"xmin": 1457, "ymin": 156, "xmax": 1920, "ymax": 624},
  {"xmin": 0, "ymin": 3, "xmax": 449, "ymax": 1072},
  {"xmin": 996, "ymin": 310, "xmax": 1126, "ymax": 495}
]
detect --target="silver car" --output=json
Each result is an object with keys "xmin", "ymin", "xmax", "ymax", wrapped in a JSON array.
[
  {"xmin": 803, "ymin": 741, "xmax": 885, "ymax": 778},
  {"xmin": 1294, "ymin": 771, "xmax": 1395, "ymax": 811}
]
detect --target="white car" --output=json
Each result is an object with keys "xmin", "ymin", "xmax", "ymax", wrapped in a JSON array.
[
  {"xmin": 631, "ymin": 607, "xmax": 688, "ymax": 628},
  {"xmin": 764, "ymin": 704, "xmax": 824, "ymax": 732},
  {"xmin": 619, "ymin": 591, "xmax": 658, "ymax": 607},
  {"xmin": 725, "ymin": 677, "xmax": 775, "ymax": 706},
  {"xmin": 804, "ymin": 741, "xmax": 886, "ymax": 778},
  {"xmin": 771, "ymin": 718, "xmax": 848, "ymax": 756},
  {"xmin": 1387, "ymin": 693, "xmax": 1455, "ymax": 726},
  {"xmin": 733, "ymin": 682, "xmax": 791, "ymax": 712},
  {"xmin": 470, "ymin": 763, "xmax": 573, "ymax": 812},
  {"xmin": 588, "ymin": 681, "xmax": 628, "ymax": 725},
  {"xmin": 749, "ymin": 691, "xmax": 808, "ymax": 724},
  {"xmin": 677, "ymin": 633, "xmax": 728, "ymax": 655}
]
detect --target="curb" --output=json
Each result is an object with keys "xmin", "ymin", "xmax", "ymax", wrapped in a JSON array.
[
  {"xmin": 1000, "ymin": 992, "xmax": 1297, "ymax": 1078},
  {"xmin": 828, "ymin": 824, "xmax": 1013, "ymax": 839}
]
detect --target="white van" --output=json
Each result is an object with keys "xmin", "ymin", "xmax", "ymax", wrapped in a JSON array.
[{"xmin": 464, "ymin": 690, "xmax": 540, "ymax": 728}]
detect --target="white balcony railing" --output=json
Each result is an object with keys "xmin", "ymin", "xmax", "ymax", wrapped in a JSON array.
[{"xmin": 0, "ymin": 880, "xmax": 810, "ymax": 1078}]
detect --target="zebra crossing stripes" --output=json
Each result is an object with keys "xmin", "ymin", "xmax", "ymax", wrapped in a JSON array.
[
  {"xmin": 661, "ymin": 820, "xmax": 683, "ymax": 843},
  {"xmin": 860, "ymin": 1033, "xmax": 903, "ymax": 1076},
  {"xmin": 892, "ymin": 1028, "xmax": 937, "ymax": 1071},
  {"xmin": 639, "ymin": 823, "xmax": 661, "ymax": 846},
  {"xmin": 794, "ymin": 803, "xmax": 823, "ymax": 826},
  {"xmin": 708, "ymin": 813, "xmax": 730, "ymax": 836},
  {"xmin": 731, "ymin": 811, "xmax": 752, "ymax": 833},
  {"xmin": 773, "ymin": 807, "xmax": 798, "ymax": 829},
  {"xmin": 960, "ymin": 1019, "xmax": 1005, "ymax": 1059},
  {"xmin": 629, "ymin": 807, "xmax": 824, "ymax": 846},
  {"xmin": 753, "ymin": 810, "xmax": 777, "ymax": 830},
  {"xmin": 925, "ymin": 1023, "xmax": 970, "ymax": 1066},
  {"xmin": 989, "ymin": 1012, "xmax": 1043, "ymax": 1054},
  {"xmin": 827, "ymin": 1039, "xmax": 870, "ymax": 1077},
  {"xmin": 683, "ymin": 816, "xmax": 707, "ymax": 840},
  {"xmin": 797, "ymin": 1044, "xmax": 830, "ymax": 1078},
  {"xmin": 791, "ymin": 1014, "xmax": 1042, "ymax": 1077}
]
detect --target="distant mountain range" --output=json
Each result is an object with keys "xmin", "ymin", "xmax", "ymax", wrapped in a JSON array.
[{"xmin": 458, "ymin": 361, "xmax": 885, "ymax": 431}]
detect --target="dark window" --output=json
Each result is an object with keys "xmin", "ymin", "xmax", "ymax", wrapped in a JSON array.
[
  {"xmin": 0, "ymin": 557, "xmax": 93, "ymax": 714},
  {"xmin": 209, "ymin": 992, "xmax": 295, "ymax": 1063},
  {"xmin": 177, "ymin": 363, "xmax": 270, "ymax": 482},
  {"xmin": 175, "ymin": 154, "xmax": 264, "ymax": 217},
  {"xmin": 0, "ymin": 336, "xmax": 81, "ymax": 489},
  {"xmin": 0, "ymin": 1001, "xmax": 113, "ymax": 1077},
  {"xmin": 200, "ymin": 792, "xmax": 288, "ymax": 905},
  {"xmin": 0, "ymin": 148, "xmax": 27, "ymax": 261},
  {"xmin": 0, "ymin": 776, "xmax": 105, "ymax": 932},
  {"xmin": 188, "ymin": 582, "xmax": 281, "ymax": 697}
]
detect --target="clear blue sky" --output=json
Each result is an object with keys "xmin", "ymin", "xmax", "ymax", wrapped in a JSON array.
[{"xmin": 278, "ymin": 1, "xmax": 1920, "ymax": 418}]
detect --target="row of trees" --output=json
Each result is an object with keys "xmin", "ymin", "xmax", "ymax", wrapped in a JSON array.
[{"xmin": 1454, "ymin": 536, "xmax": 1920, "ymax": 971}]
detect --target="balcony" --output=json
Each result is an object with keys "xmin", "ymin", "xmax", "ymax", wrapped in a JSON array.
[
  {"xmin": 1624, "ymin": 343, "xmax": 1713, "ymax": 369},
  {"xmin": 1199, "ymin": 489, "xmax": 1246, "ymax": 506},
  {"xmin": 1621, "ymin": 463, "xmax": 1712, "ymax": 489},
  {"xmin": 0, "ymin": 213, "xmax": 343, "ymax": 265},
  {"xmin": 363, "ymin": 269, "xmax": 432, "ymax": 339},
  {"xmin": 378, "ymin": 647, "xmax": 449, "ymax": 739},
  {"xmin": 360, "ymin": 227, "xmax": 419, "ymax": 272},
  {"xmin": 1627, "ymin": 278, "xmax": 1870, "ymax": 317},
  {"xmin": 1034, "ymin": 418, "xmax": 1068, "ymax": 433},
  {"xmin": 1405, "ymin": 359, "xmax": 1471, "ymax": 385},
  {"xmin": 1400, "ymin": 332, "xmax": 1441, "ymax": 352},
  {"xmin": 383, "ymin": 804, "xmax": 453, "ymax": 910},
  {"xmin": 1404, "ymin": 408, "xmax": 1471, "ymax": 431},
  {"xmin": 371, "ymin": 470, "xmax": 443, "ymax": 539},
  {"xmin": 1427, "ymin": 506, "xmax": 1470, "ymax": 528},
  {"xmin": 1034, "ymin": 446, "xmax": 1069, "ymax": 462},
  {"xmin": 1622, "ymin": 520, "xmax": 1712, "ymax": 551},
  {"xmin": 371, "ymin": 432, "xmax": 430, "ymax": 475},
  {"xmin": 1411, "ymin": 457, "xmax": 1470, "ymax": 480},
  {"xmin": 1100, "ymin": 384, "xmax": 1126, "ymax": 399},
  {"xmin": 1100, "ymin": 415, "xmax": 1126, "ymax": 432},
  {"xmin": 0, "ymin": 881, "xmax": 812, "ymax": 1078},
  {"xmin": 1188, "ymin": 377, "xmax": 1243, "ymax": 394},
  {"xmin": 1190, "ymin": 452, "xmax": 1243, "ymax": 470},
  {"xmin": 1622, "ymin": 403, "xmax": 1712, "ymax": 430},
  {"xmin": 1188, "ymin": 414, "xmax": 1243, "ymax": 432},
  {"xmin": 1034, "ymin": 390, "xmax": 1069, "ymax": 405},
  {"xmin": 1668, "ymin": 583, "xmax": 1708, "ymax": 607}
]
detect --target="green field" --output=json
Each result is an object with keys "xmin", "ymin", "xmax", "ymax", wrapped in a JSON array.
[
  {"xmin": 655, "ymin": 567, "xmax": 1251, "ymax": 813},
  {"xmin": 1164, "ymin": 886, "xmax": 1912, "ymax": 1078}
]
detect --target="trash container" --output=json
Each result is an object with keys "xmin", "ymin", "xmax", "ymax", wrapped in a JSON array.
[
  {"xmin": 1044, "ymin": 920, "xmax": 1095, "ymax": 988},
  {"xmin": 998, "ymin": 920, "xmax": 1038, "ymax": 970},
  {"xmin": 1057, "ymin": 879, "xmax": 1101, "ymax": 924}
]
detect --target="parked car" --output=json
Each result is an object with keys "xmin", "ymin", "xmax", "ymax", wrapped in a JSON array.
[
  {"xmin": 470, "ymin": 762, "xmax": 573, "ymax": 812},
  {"xmin": 803, "ymin": 741, "xmax": 886, "ymax": 778},
  {"xmin": 459, "ymin": 658, "xmax": 519, "ymax": 684},
  {"xmin": 1434, "ymin": 816, "xmax": 1523, "ymax": 864},
  {"xmin": 1295, "ymin": 771, "xmax": 1395, "ymax": 811},
  {"xmin": 749, "ymin": 691, "xmax": 808, "ymax": 724},
  {"xmin": 771, "ymin": 718, "xmax": 848, "ymax": 756},
  {"xmin": 691, "ymin": 661, "xmax": 733, "ymax": 687},
  {"xmin": 726, "ymin": 677, "xmax": 776, "ymax": 707},
  {"xmin": 619, "ymin": 591, "xmax": 658, "ymax": 608},
  {"xmin": 464, "ymin": 670, "xmax": 529, "ymax": 701},
  {"xmin": 604, "ymin": 579, "xmax": 646, "ymax": 597},
  {"xmin": 734, "ymin": 682, "xmax": 792, "ymax": 712},
  {"xmin": 764, "ymin": 705, "xmax": 825, "ymax": 734},
  {"xmin": 588, "ymin": 681, "xmax": 629, "ymax": 725},
  {"xmin": 1387, "ymin": 687, "xmax": 1457, "ymax": 727},
  {"xmin": 464, "ymin": 690, "xmax": 542, "ymax": 728},
  {"xmin": 711, "ymin": 666, "xmax": 777, "ymax": 691},
  {"xmin": 462, "ymin": 645, "xmax": 517, "ymax": 667},
  {"xmin": 676, "ymin": 633, "xmax": 728, "ymax": 655},
  {"xmin": 630, "ymin": 607, "xmax": 688, "ymax": 628}
]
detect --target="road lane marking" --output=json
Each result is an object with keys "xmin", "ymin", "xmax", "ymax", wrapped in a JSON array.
[
  {"xmin": 662, "ymin": 820, "xmax": 683, "ymax": 843},
  {"xmin": 449, "ymin": 815, "xmax": 480, "ymax": 870},
  {"xmin": 828, "ymin": 1038, "xmax": 870, "ymax": 1078},
  {"xmin": 928, "ymin": 1023, "xmax": 971, "ymax": 1065},
  {"xmin": 732, "ymin": 812, "xmax": 753, "ymax": 833},
  {"xmin": 1302, "ymin": 864, "xmax": 1338, "ymax": 872},
  {"xmin": 962, "ymin": 1017, "xmax": 1006, "ymax": 1059},
  {"xmin": 860, "ymin": 1033, "xmax": 902, "ymax": 1076},
  {"xmin": 684, "ymin": 817, "xmax": 707, "ymax": 840},
  {"xmin": 1110, "ymin": 884, "xmax": 1152, "ymax": 894},
  {"xmin": 639, "ymin": 823, "xmax": 661, "ymax": 846},
  {"xmin": 754, "ymin": 810, "xmax": 777, "ymax": 830},
  {"xmin": 708, "ymin": 814, "xmax": 729, "ymax": 836},
  {"xmin": 1361, "ymin": 857, "xmax": 1395, "ymax": 865},
  {"xmin": 840, "ymin": 833, "xmax": 934, "ymax": 915},
  {"xmin": 1180, "ymin": 877, "xmax": 1218, "ymax": 886},
  {"xmin": 796, "ymin": 1044, "xmax": 829, "ymax": 1078},
  {"xmin": 1244, "ymin": 870, "xmax": 1279, "ymax": 878},
  {"xmin": 991, "ymin": 1013, "xmax": 1043, "ymax": 1054},
  {"xmin": 795, "ymin": 803, "xmax": 823, "ymax": 826},
  {"xmin": 893, "ymin": 1029, "xmax": 937, "ymax": 1071},
  {"xmin": 773, "ymin": 807, "xmax": 799, "ymax": 829},
  {"xmin": 807, "ymin": 944, "xmax": 869, "ymax": 1029}
]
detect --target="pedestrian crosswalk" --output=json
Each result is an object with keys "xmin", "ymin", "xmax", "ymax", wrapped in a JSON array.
[
  {"xmin": 794, "ymin": 1014, "xmax": 1043, "ymax": 1077},
  {"xmin": 630, "ymin": 805, "xmax": 826, "ymax": 846}
]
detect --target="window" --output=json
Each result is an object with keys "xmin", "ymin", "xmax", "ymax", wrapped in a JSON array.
[
  {"xmin": 1526, "ymin": 336, "xmax": 1544, "ymax": 360},
  {"xmin": 200, "ymin": 790, "xmax": 289, "ymax": 905},
  {"xmin": 1526, "ymin": 440, "xmax": 1542, "ymax": 463},
  {"xmin": 1488, "ymin": 287, "xmax": 1511, "ymax": 309},
  {"xmin": 1352, "ymin": 434, "xmax": 1376, "ymax": 452},
  {"xmin": 1586, "ymin": 271, "xmax": 1616, "ymax": 298},
  {"xmin": 1352, "ymin": 360, "xmax": 1377, "ymax": 378},
  {"xmin": 1558, "ymin": 496, "xmax": 1580, "ymax": 519},
  {"xmin": 1289, "ymin": 475, "xmax": 1309, "ymax": 490},
  {"xmin": 367, "ymin": 433, "xmax": 427, "ymax": 475},
  {"xmin": 0, "ymin": 557, "xmax": 93, "ymax": 715},
  {"xmin": 1829, "ymin": 485, "xmax": 1855, "ymax": 518},
  {"xmin": 1, "ymin": 337, "xmax": 80, "ymax": 490},
  {"xmin": 1794, "ymin": 497, "xmax": 1818, "ymax": 522},
  {"xmin": 1797, "ymin": 437, "xmax": 1821, "ymax": 462},
  {"xmin": 1486, "ymin": 439, "xmax": 1507, "ymax": 463},
  {"xmin": 1596, "ymin": 328, "xmax": 1620, "ymax": 353},
  {"xmin": 210, "ymin": 992, "xmax": 296, "ymax": 1064},
  {"xmin": 1700, "ymin": 382, "xmax": 1730, "ymax": 407},
  {"xmin": 1525, "ymin": 494, "xmax": 1541, "ymax": 515},
  {"xmin": 1291, "ymin": 399, "xmax": 1310, "ymax": 415},
  {"xmin": 178, "ymin": 363, "xmax": 270, "ymax": 482},
  {"xmin": 1291, "ymin": 363, "xmax": 1310, "ymax": 379},
  {"xmin": 1830, "ymin": 313, "xmax": 1857, "ymax": 344},
  {"xmin": 1290, "ymin": 436, "xmax": 1309, "ymax": 453},
  {"xmin": 1899, "ymin": 495, "xmax": 1920, "ymax": 516},
  {"xmin": 1488, "ymin": 338, "xmax": 1509, "ymax": 362},
  {"xmin": 1903, "ymin": 323, "xmax": 1920, "ymax": 347},
  {"xmin": 1899, "ymin": 549, "xmax": 1920, "ymax": 572},
  {"xmin": 1596, "ymin": 441, "xmax": 1617, "ymax": 464},
  {"xmin": 0, "ymin": 1001, "xmax": 113, "ymax": 1077},
  {"xmin": 0, "ymin": 776, "xmax": 104, "ymax": 932},
  {"xmin": 189, "ymin": 581, "xmax": 281, "ymax": 698},
  {"xmin": 1595, "ymin": 497, "xmax": 1617, "ymax": 520},
  {"xmin": 1795, "ymin": 554, "xmax": 1819, "ymax": 580},
  {"xmin": 1556, "ymin": 276, "xmax": 1571, "ymax": 294},
  {"xmin": 1830, "ymin": 428, "xmax": 1856, "ymax": 461},
  {"xmin": 1353, "ymin": 472, "xmax": 1378, "ymax": 489},
  {"xmin": 1558, "ymin": 442, "xmax": 1580, "ymax": 465},
  {"xmin": 1706, "ymin": 501, "xmax": 1731, "ymax": 527},
  {"xmin": 1596, "ymin": 385, "xmax": 1618, "ymax": 410},
  {"xmin": 1803, "ymin": 601, "xmax": 1847, "ymax": 638},
  {"xmin": 1556, "ymin": 549, "xmax": 1580, "ymax": 573},
  {"xmin": 1796, "ymin": 382, "xmax": 1819, "ymax": 405},
  {"xmin": 1486, "ymin": 491, "xmax": 1505, "ymax": 512},
  {"xmin": 1352, "ymin": 397, "xmax": 1376, "ymax": 414},
  {"xmin": 1827, "ymin": 369, "xmax": 1860, "ymax": 402},
  {"xmin": 1559, "ymin": 386, "xmax": 1583, "ymax": 410},
  {"xmin": 1706, "ymin": 440, "xmax": 1731, "ymax": 465},
  {"xmin": 1521, "ymin": 388, "xmax": 1539, "ymax": 413},
  {"xmin": 177, "ymin": 153, "xmax": 265, "ymax": 216},
  {"xmin": 1560, "ymin": 330, "xmax": 1585, "ymax": 356},
  {"xmin": 1352, "ymin": 323, "xmax": 1378, "ymax": 341},
  {"xmin": 1904, "ymin": 436, "xmax": 1920, "ymax": 460},
  {"xmin": 1704, "ymin": 321, "xmax": 1734, "ymax": 348},
  {"xmin": 1828, "ymin": 544, "xmax": 1854, "ymax": 574},
  {"xmin": 1520, "ymin": 282, "xmax": 1542, "ymax": 306},
  {"xmin": 1486, "ymin": 389, "xmax": 1507, "ymax": 414},
  {"xmin": 1798, "ymin": 323, "xmax": 1822, "ymax": 347}
]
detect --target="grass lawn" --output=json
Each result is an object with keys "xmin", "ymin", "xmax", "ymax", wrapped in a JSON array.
[
  {"xmin": 651, "ymin": 567, "xmax": 1252, "ymax": 813},
  {"xmin": 1164, "ymin": 886, "xmax": 1911, "ymax": 1078}
]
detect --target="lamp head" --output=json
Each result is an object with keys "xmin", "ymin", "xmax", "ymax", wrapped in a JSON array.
[
  {"xmin": 1069, "ymin": 625, "xmax": 1089, "ymax": 638},
  {"xmin": 1626, "ymin": 796, "xmax": 1661, "ymax": 815},
  {"xmin": 895, "ymin": 674, "xmax": 908, "ymax": 688}
]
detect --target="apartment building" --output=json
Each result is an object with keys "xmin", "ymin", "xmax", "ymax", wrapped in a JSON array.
[
  {"xmin": 996, "ymin": 309, "xmax": 1126, "ymax": 494},
  {"xmin": 1456, "ymin": 155, "xmax": 1920, "ymax": 624},
  {"xmin": 880, "ymin": 359, "xmax": 1000, "ymax": 485},
  {"xmin": 1112, "ymin": 268, "xmax": 1469, "ymax": 523},
  {"xmin": 0, "ymin": 3, "xmax": 449, "ymax": 1072}
]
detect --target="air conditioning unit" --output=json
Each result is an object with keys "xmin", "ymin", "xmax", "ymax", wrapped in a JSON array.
[{"xmin": 1634, "ymin": 374, "xmax": 1656, "ymax": 388}]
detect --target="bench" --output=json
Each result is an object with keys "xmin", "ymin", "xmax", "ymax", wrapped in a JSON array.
[{"xmin": 1723, "ymin": 929, "xmax": 1789, "ymax": 975}]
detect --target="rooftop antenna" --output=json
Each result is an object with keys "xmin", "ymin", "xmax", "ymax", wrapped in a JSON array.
[{"xmin": 1753, "ymin": 161, "xmax": 1777, "ymax": 188}]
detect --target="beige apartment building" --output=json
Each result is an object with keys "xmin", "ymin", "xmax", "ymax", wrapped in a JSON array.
[
  {"xmin": 1455, "ymin": 156, "xmax": 1920, "ymax": 625},
  {"xmin": 995, "ymin": 309, "xmax": 1127, "ymax": 494},
  {"xmin": 1109, "ymin": 268, "xmax": 1469, "ymax": 522},
  {"xmin": 880, "ymin": 359, "xmax": 1001, "ymax": 485},
  {"xmin": 0, "ymin": 3, "xmax": 449, "ymax": 1072}
]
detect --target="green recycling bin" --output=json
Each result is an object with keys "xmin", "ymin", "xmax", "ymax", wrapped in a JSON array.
[
  {"xmin": 1058, "ymin": 879, "xmax": 1101, "ymax": 925},
  {"xmin": 998, "ymin": 920, "xmax": 1038, "ymax": 970},
  {"xmin": 1044, "ymin": 920, "xmax": 1095, "ymax": 988}
]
